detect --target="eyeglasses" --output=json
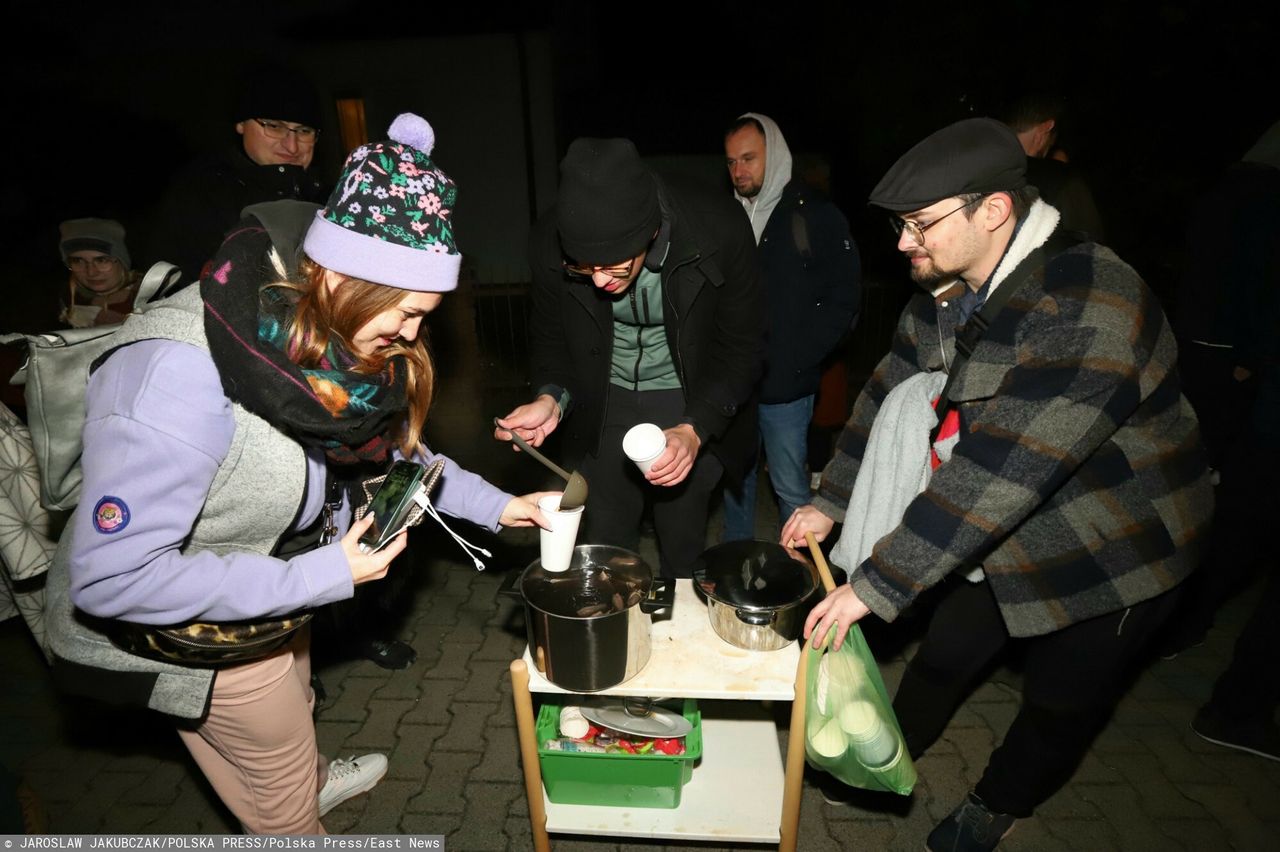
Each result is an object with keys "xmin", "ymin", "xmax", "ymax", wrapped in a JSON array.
[
  {"xmin": 890, "ymin": 196, "xmax": 985, "ymax": 244},
  {"xmin": 67, "ymin": 256, "xmax": 117, "ymax": 271},
  {"xmin": 253, "ymin": 118, "xmax": 319, "ymax": 143},
  {"xmin": 562, "ymin": 257, "xmax": 636, "ymax": 280}
]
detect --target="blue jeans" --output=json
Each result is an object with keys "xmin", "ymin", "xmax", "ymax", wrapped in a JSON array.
[{"xmin": 722, "ymin": 395, "xmax": 814, "ymax": 541}]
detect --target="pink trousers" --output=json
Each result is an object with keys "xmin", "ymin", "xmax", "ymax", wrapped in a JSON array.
[{"xmin": 176, "ymin": 630, "xmax": 327, "ymax": 834}]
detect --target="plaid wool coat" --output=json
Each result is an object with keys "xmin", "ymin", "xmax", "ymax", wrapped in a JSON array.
[{"xmin": 815, "ymin": 205, "xmax": 1214, "ymax": 637}]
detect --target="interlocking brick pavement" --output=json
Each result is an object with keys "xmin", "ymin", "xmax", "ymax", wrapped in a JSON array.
[
  {"xmin": 3, "ymin": 540, "xmax": 1279, "ymax": 847},
  {"xmin": 4, "ymin": 330, "xmax": 1279, "ymax": 847}
]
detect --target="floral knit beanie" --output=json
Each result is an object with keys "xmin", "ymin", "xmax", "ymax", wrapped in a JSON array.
[{"xmin": 303, "ymin": 113, "xmax": 460, "ymax": 292}]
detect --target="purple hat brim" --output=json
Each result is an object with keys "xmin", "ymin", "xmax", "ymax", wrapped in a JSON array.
[{"xmin": 302, "ymin": 212, "xmax": 460, "ymax": 292}]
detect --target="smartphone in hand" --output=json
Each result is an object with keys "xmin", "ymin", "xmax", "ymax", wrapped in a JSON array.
[{"xmin": 358, "ymin": 460, "xmax": 427, "ymax": 553}]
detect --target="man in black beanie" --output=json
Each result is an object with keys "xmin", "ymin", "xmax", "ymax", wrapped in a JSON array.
[
  {"xmin": 144, "ymin": 62, "xmax": 327, "ymax": 284},
  {"xmin": 784, "ymin": 118, "xmax": 1212, "ymax": 850},
  {"xmin": 497, "ymin": 138, "xmax": 764, "ymax": 578}
]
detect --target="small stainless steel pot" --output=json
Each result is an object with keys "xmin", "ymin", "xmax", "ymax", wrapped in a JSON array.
[
  {"xmin": 692, "ymin": 540, "xmax": 820, "ymax": 651},
  {"xmin": 499, "ymin": 544, "xmax": 674, "ymax": 691}
]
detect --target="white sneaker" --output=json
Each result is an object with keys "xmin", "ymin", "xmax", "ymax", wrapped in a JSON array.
[{"xmin": 318, "ymin": 753, "xmax": 388, "ymax": 816}]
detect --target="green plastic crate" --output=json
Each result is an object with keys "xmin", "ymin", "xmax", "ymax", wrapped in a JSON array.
[{"xmin": 537, "ymin": 699, "xmax": 702, "ymax": 809}]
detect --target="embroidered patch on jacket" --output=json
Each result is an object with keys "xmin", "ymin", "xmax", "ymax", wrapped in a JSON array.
[{"xmin": 93, "ymin": 496, "xmax": 131, "ymax": 534}]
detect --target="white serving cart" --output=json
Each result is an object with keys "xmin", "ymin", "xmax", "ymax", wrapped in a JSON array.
[{"xmin": 510, "ymin": 578, "xmax": 815, "ymax": 851}]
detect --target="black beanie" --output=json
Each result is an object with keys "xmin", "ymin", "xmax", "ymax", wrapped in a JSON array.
[
  {"xmin": 234, "ymin": 63, "xmax": 323, "ymax": 129},
  {"xmin": 556, "ymin": 138, "xmax": 661, "ymax": 264},
  {"xmin": 869, "ymin": 117, "xmax": 1027, "ymax": 212}
]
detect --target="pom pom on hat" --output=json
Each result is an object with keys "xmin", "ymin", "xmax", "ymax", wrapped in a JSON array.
[
  {"xmin": 303, "ymin": 112, "xmax": 460, "ymax": 292},
  {"xmin": 388, "ymin": 113, "xmax": 434, "ymax": 155}
]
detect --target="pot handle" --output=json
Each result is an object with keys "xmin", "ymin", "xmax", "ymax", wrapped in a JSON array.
[
  {"xmin": 640, "ymin": 578, "xmax": 675, "ymax": 614},
  {"xmin": 497, "ymin": 568, "xmax": 525, "ymax": 600},
  {"xmin": 735, "ymin": 607, "xmax": 774, "ymax": 626}
]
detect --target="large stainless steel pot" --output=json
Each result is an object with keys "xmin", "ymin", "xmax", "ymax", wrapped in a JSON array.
[
  {"xmin": 692, "ymin": 540, "xmax": 820, "ymax": 651},
  {"xmin": 499, "ymin": 544, "xmax": 674, "ymax": 691}
]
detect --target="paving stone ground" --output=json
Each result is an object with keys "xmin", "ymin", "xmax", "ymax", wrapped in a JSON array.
[
  {"xmin": 5, "ymin": 531, "xmax": 1277, "ymax": 849},
  {"xmin": 3, "ymin": 293, "xmax": 1277, "ymax": 848}
]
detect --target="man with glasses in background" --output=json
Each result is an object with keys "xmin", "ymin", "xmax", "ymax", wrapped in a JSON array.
[
  {"xmin": 497, "ymin": 137, "xmax": 763, "ymax": 578},
  {"xmin": 145, "ymin": 62, "xmax": 327, "ymax": 284},
  {"xmin": 783, "ymin": 118, "xmax": 1212, "ymax": 850}
]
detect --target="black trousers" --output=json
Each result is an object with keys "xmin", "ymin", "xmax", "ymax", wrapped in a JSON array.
[
  {"xmin": 577, "ymin": 387, "xmax": 724, "ymax": 578},
  {"xmin": 892, "ymin": 576, "xmax": 1179, "ymax": 817},
  {"xmin": 1206, "ymin": 569, "xmax": 1280, "ymax": 723}
]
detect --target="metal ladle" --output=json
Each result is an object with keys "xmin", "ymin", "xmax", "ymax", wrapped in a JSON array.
[{"xmin": 494, "ymin": 417, "xmax": 589, "ymax": 510}]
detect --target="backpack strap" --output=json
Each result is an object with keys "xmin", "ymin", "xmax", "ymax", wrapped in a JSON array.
[
  {"xmin": 133, "ymin": 261, "xmax": 184, "ymax": 310},
  {"xmin": 929, "ymin": 231, "xmax": 1080, "ymax": 444},
  {"xmin": 791, "ymin": 207, "xmax": 813, "ymax": 260}
]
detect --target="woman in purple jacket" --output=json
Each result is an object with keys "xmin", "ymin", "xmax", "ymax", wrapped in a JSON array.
[{"xmin": 48, "ymin": 115, "xmax": 549, "ymax": 833}]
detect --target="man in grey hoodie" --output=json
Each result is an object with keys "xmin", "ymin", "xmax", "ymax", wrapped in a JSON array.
[{"xmin": 721, "ymin": 113, "xmax": 861, "ymax": 540}]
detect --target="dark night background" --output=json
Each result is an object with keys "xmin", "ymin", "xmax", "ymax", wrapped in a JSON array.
[{"xmin": 3, "ymin": 0, "xmax": 1276, "ymax": 331}]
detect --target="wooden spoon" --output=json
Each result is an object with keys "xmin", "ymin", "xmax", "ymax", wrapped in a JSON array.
[{"xmin": 494, "ymin": 417, "xmax": 589, "ymax": 510}]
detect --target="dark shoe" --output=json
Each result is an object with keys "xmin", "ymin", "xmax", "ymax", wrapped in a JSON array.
[
  {"xmin": 927, "ymin": 791, "xmax": 1016, "ymax": 851},
  {"xmin": 1155, "ymin": 625, "xmax": 1207, "ymax": 660},
  {"xmin": 310, "ymin": 673, "xmax": 328, "ymax": 705},
  {"xmin": 363, "ymin": 638, "xmax": 417, "ymax": 670},
  {"xmin": 1191, "ymin": 706, "xmax": 1280, "ymax": 761}
]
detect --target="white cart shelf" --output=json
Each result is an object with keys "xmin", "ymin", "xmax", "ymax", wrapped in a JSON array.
[{"xmin": 511, "ymin": 579, "xmax": 808, "ymax": 849}]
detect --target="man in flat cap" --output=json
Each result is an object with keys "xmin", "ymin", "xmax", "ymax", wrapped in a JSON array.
[
  {"xmin": 784, "ymin": 118, "xmax": 1212, "ymax": 849},
  {"xmin": 497, "ymin": 138, "xmax": 763, "ymax": 577}
]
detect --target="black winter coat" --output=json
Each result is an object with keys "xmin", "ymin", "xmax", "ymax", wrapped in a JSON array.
[
  {"xmin": 756, "ymin": 181, "xmax": 861, "ymax": 403},
  {"xmin": 528, "ymin": 175, "xmax": 765, "ymax": 482},
  {"xmin": 146, "ymin": 147, "xmax": 326, "ymax": 285}
]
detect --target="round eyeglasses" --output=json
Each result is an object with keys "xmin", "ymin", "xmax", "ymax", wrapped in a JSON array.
[
  {"xmin": 562, "ymin": 257, "xmax": 636, "ymax": 280},
  {"xmin": 253, "ymin": 118, "xmax": 319, "ymax": 143},
  {"xmin": 890, "ymin": 196, "xmax": 985, "ymax": 244}
]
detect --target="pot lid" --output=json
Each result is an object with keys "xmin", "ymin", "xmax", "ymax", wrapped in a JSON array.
[
  {"xmin": 692, "ymin": 540, "xmax": 817, "ymax": 610},
  {"xmin": 580, "ymin": 701, "xmax": 693, "ymax": 739},
  {"xmin": 522, "ymin": 544, "xmax": 653, "ymax": 618}
]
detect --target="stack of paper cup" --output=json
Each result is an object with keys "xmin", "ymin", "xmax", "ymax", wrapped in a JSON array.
[
  {"xmin": 839, "ymin": 699, "xmax": 901, "ymax": 769},
  {"xmin": 559, "ymin": 706, "xmax": 590, "ymax": 739},
  {"xmin": 623, "ymin": 423, "xmax": 666, "ymax": 474},
  {"xmin": 537, "ymin": 494, "xmax": 584, "ymax": 572}
]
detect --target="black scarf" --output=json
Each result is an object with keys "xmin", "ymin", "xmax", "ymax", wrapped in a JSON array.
[{"xmin": 199, "ymin": 222, "xmax": 406, "ymax": 467}]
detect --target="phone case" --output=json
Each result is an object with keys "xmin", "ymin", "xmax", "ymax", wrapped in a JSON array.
[{"xmin": 357, "ymin": 458, "xmax": 446, "ymax": 551}]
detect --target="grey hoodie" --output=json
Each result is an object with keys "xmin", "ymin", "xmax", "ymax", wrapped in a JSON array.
[{"xmin": 734, "ymin": 112, "xmax": 793, "ymax": 244}]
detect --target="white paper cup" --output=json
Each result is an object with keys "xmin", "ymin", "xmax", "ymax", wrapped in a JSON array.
[
  {"xmin": 623, "ymin": 423, "xmax": 667, "ymax": 474},
  {"xmin": 538, "ymin": 494, "xmax": 584, "ymax": 573}
]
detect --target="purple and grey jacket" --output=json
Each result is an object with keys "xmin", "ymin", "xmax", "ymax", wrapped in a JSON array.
[{"xmin": 44, "ymin": 286, "xmax": 512, "ymax": 718}]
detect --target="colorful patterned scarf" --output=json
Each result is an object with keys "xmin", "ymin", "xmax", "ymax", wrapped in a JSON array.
[{"xmin": 200, "ymin": 221, "xmax": 406, "ymax": 467}]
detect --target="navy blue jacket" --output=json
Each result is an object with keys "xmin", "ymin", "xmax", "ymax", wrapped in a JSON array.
[{"xmin": 756, "ymin": 181, "xmax": 860, "ymax": 403}]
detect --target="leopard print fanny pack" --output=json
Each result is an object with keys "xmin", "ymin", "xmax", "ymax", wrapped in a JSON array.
[
  {"xmin": 106, "ymin": 473, "xmax": 348, "ymax": 667},
  {"xmin": 109, "ymin": 614, "xmax": 313, "ymax": 667}
]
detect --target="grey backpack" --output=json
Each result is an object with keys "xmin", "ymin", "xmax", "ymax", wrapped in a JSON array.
[{"xmin": 2, "ymin": 262, "xmax": 184, "ymax": 510}]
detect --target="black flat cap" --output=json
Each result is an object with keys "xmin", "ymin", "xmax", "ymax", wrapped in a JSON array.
[{"xmin": 869, "ymin": 117, "xmax": 1027, "ymax": 212}]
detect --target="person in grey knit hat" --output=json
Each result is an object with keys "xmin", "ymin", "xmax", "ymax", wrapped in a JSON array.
[{"xmin": 57, "ymin": 217, "xmax": 140, "ymax": 328}]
